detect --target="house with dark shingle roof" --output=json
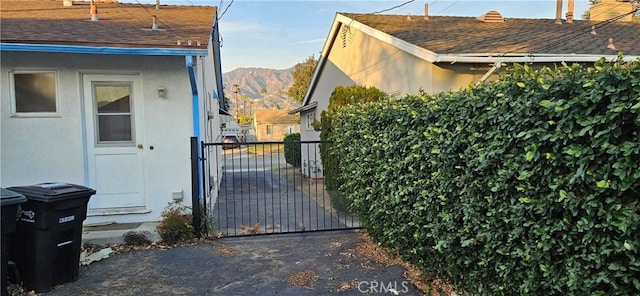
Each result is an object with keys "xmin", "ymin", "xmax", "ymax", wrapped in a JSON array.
[
  {"xmin": 253, "ymin": 110, "xmax": 300, "ymax": 142},
  {"xmin": 290, "ymin": 5, "xmax": 640, "ymax": 178},
  {"xmin": 0, "ymin": 0, "xmax": 225, "ymax": 224}
]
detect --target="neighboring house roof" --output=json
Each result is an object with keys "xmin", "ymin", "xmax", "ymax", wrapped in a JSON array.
[
  {"xmin": 295, "ymin": 11, "xmax": 640, "ymax": 109},
  {"xmin": 0, "ymin": 0, "xmax": 216, "ymax": 56},
  {"xmin": 254, "ymin": 110, "xmax": 297, "ymax": 125},
  {"xmin": 341, "ymin": 13, "xmax": 640, "ymax": 59}
]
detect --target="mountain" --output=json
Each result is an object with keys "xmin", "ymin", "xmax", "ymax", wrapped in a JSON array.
[{"xmin": 222, "ymin": 67, "xmax": 299, "ymax": 113}]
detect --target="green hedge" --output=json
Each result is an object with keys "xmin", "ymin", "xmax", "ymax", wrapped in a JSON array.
[
  {"xmin": 283, "ymin": 133, "xmax": 301, "ymax": 167},
  {"xmin": 331, "ymin": 58, "xmax": 640, "ymax": 295},
  {"xmin": 319, "ymin": 85, "xmax": 387, "ymax": 212}
]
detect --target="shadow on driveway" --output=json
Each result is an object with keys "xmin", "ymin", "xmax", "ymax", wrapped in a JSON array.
[{"xmin": 45, "ymin": 230, "xmax": 425, "ymax": 295}]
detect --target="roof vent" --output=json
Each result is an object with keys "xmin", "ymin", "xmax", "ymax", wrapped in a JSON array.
[{"xmin": 477, "ymin": 10, "xmax": 504, "ymax": 23}]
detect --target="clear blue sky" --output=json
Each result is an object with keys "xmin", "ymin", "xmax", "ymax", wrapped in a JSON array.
[{"xmin": 142, "ymin": 1, "xmax": 592, "ymax": 72}]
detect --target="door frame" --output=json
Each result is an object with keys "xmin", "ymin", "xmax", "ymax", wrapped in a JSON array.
[{"xmin": 81, "ymin": 72, "xmax": 148, "ymax": 215}]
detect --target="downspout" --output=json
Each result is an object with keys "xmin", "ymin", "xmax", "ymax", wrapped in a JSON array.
[
  {"xmin": 186, "ymin": 55, "xmax": 200, "ymax": 138},
  {"xmin": 186, "ymin": 55, "xmax": 202, "ymax": 204}
]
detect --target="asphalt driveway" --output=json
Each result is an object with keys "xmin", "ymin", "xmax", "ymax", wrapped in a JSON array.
[{"xmin": 44, "ymin": 230, "xmax": 425, "ymax": 295}]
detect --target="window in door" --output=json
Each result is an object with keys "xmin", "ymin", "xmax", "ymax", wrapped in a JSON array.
[
  {"xmin": 93, "ymin": 83, "xmax": 134, "ymax": 144},
  {"xmin": 9, "ymin": 70, "xmax": 58, "ymax": 116}
]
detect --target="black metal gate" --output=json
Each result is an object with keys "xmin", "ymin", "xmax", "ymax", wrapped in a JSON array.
[{"xmin": 198, "ymin": 140, "xmax": 360, "ymax": 237}]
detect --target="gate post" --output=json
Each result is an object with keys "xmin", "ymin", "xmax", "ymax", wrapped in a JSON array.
[{"xmin": 190, "ymin": 136, "xmax": 202, "ymax": 238}]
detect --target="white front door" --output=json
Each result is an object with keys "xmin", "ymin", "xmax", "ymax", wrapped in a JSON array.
[{"xmin": 82, "ymin": 74, "xmax": 146, "ymax": 212}]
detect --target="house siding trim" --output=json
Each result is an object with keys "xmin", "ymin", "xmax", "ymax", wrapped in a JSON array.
[{"xmin": 0, "ymin": 43, "xmax": 207, "ymax": 56}]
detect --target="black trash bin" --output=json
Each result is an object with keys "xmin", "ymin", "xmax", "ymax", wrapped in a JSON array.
[
  {"xmin": 7, "ymin": 183, "xmax": 95, "ymax": 293},
  {"xmin": 1, "ymin": 188, "xmax": 27, "ymax": 296}
]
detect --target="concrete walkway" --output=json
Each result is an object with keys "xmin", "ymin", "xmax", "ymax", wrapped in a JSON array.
[
  {"xmin": 46, "ymin": 230, "xmax": 425, "ymax": 295},
  {"xmin": 82, "ymin": 222, "xmax": 160, "ymax": 245}
]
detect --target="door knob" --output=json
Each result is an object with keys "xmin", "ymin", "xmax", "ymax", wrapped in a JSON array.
[{"xmin": 137, "ymin": 144, "xmax": 144, "ymax": 149}]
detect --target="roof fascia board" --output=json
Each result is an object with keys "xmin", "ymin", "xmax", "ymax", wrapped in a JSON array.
[
  {"xmin": 435, "ymin": 54, "xmax": 639, "ymax": 63},
  {"xmin": 338, "ymin": 14, "xmax": 439, "ymax": 63},
  {"xmin": 289, "ymin": 101, "xmax": 318, "ymax": 114},
  {"xmin": 0, "ymin": 43, "xmax": 207, "ymax": 56},
  {"xmin": 299, "ymin": 13, "xmax": 345, "ymax": 107}
]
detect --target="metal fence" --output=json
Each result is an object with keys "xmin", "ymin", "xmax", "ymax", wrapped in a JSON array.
[{"xmin": 199, "ymin": 140, "xmax": 360, "ymax": 237}]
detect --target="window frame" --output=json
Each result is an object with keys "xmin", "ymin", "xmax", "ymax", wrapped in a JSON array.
[
  {"xmin": 305, "ymin": 113, "xmax": 315, "ymax": 131},
  {"xmin": 9, "ymin": 69, "xmax": 60, "ymax": 117},
  {"xmin": 266, "ymin": 124, "xmax": 275, "ymax": 135},
  {"xmin": 92, "ymin": 81, "xmax": 136, "ymax": 147}
]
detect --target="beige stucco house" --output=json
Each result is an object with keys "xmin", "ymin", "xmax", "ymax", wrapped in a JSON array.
[
  {"xmin": 253, "ymin": 110, "xmax": 299, "ymax": 142},
  {"xmin": 290, "ymin": 3, "xmax": 640, "ymax": 178}
]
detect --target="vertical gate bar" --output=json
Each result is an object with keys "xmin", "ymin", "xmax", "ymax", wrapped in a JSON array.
[
  {"xmin": 200, "ymin": 142, "xmax": 208, "ymax": 237},
  {"xmin": 286, "ymin": 146, "xmax": 291, "ymax": 232},
  {"xmin": 231, "ymin": 145, "xmax": 238, "ymax": 236},
  {"xmin": 314, "ymin": 143, "xmax": 319, "ymax": 230},
  {"xmin": 190, "ymin": 137, "xmax": 201, "ymax": 238},
  {"xmin": 308, "ymin": 143, "xmax": 313, "ymax": 230},
  {"xmin": 262, "ymin": 144, "xmax": 267, "ymax": 233},
  {"xmin": 312, "ymin": 143, "xmax": 320, "ymax": 229},
  {"xmin": 252, "ymin": 143, "xmax": 258, "ymax": 227},
  {"xmin": 279, "ymin": 142, "xmax": 283, "ymax": 233},
  {"xmin": 292, "ymin": 144, "xmax": 297, "ymax": 233},
  {"xmin": 327, "ymin": 141, "xmax": 334, "ymax": 229},
  {"xmin": 238, "ymin": 140, "xmax": 244, "ymax": 232},
  {"xmin": 216, "ymin": 145, "xmax": 221, "ymax": 235},
  {"xmin": 270, "ymin": 143, "xmax": 275, "ymax": 233}
]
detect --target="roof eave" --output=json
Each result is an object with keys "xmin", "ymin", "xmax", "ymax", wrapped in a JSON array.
[
  {"xmin": 434, "ymin": 53, "xmax": 639, "ymax": 63},
  {"xmin": 289, "ymin": 101, "xmax": 318, "ymax": 114},
  {"xmin": 0, "ymin": 43, "xmax": 208, "ymax": 56}
]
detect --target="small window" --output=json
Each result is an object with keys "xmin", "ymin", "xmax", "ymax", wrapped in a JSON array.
[
  {"xmin": 306, "ymin": 113, "xmax": 315, "ymax": 130},
  {"xmin": 93, "ymin": 83, "xmax": 134, "ymax": 144},
  {"xmin": 10, "ymin": 70, "xmax": 58, "ymax": 116},
  {"xmin": 266, "ymin": 125, "xmax": 274, "ymax": 135}
]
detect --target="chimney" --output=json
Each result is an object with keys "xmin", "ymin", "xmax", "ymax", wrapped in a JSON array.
[
  {"xmin": 156, "ymin": 0, "xmax": 160, "ymax": 10},
  {"xmin": 90, "ymin": 1, "xmax": 99, "ymax": 21},
  {"xmin": 566, "ymin": 0, "xmax": 574, "ymax": 23},
  {"xmin": 555, "ymin": 0, "xmax": 563, "ymax": 24},
  {"xmin": 424, "ymin": 3, "xmax": 429, "ymax": 20},
  {"xmin": 608, "ymin": 37, "xmax": 616, "ymax": 50}
]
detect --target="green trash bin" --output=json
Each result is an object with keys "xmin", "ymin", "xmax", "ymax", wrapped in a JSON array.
[
  {"xmin": 7, "ymin": 183, "xmax": 95, "ymax": 293},
  {"xmin": 1, "ymin": 188, "xmax": 26, "ymax": 296}
]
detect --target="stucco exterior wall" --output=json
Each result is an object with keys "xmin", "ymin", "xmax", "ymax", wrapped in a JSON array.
[
  {"xmin": 255, "ymin": 123, "xmax": 299, "ymax": 142},
  {"xmin": 1, "ymin": 51, "xmax": 198, "ymax": 224},
  {"xmin": 299, "ymin": 23, "xmax": 498, "ymax": 178}
]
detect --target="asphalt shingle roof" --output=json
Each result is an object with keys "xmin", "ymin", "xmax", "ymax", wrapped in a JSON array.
[
  {"xmin": 1, "ymin": 0, "xmax": 216, "ymax": 49},
  {"xmin": 341, "ymin": 12, "xmax": 640, "ymax": 56},
  {"xmin": 254, "ymin": 110, "xmax": 297, "ymax": 125}
]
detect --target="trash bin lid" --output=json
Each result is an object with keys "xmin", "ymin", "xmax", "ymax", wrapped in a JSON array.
[
  {"xmin": 7, "ymin": 183, "xmax": 96, "ymax": 203},
  {"xmin": 1, "ymin": 188, "xmax": 27, "ymax": 206}
]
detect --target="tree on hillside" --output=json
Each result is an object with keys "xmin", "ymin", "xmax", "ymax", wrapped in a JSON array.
[{"xmin": 287, "ymin": 55, "xmax": 318, "ymax": 104}]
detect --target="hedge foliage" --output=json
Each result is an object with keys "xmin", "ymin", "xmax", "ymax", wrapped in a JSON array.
[
  {"xmin": 330, "ymin": 57, "xmax": 640, "ymax": 295},
  {"xmin": 318, "ymin": 85, "xmax": 388, "ymax": 211},
  {"xmin": 283, "ymin": 132, "xmax": 301, "ymax": 167}
]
